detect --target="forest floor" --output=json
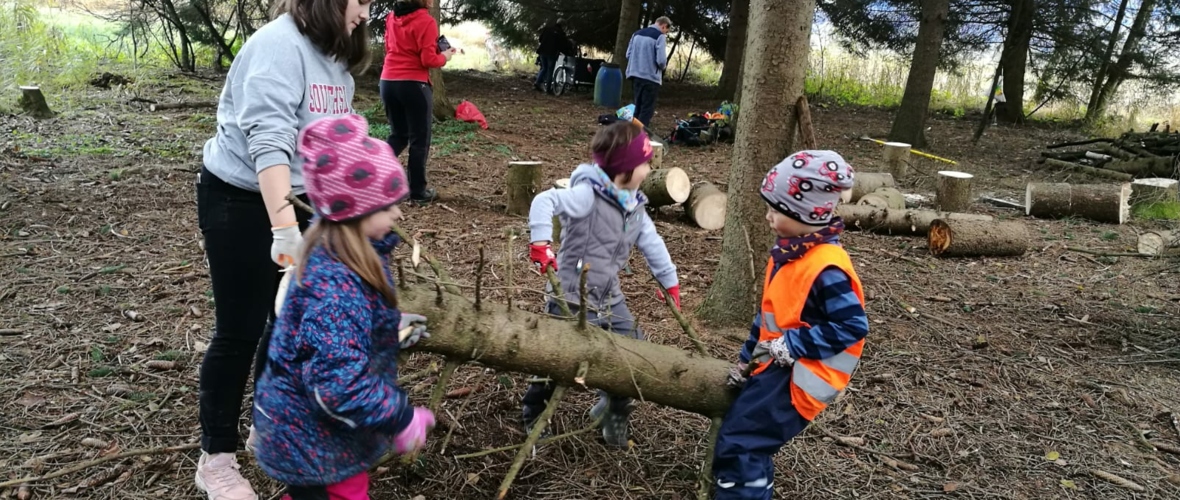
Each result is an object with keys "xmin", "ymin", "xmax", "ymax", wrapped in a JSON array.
[{"xmin": 2, "ymin": 69, "xmax": 1180, "ymax": 499}]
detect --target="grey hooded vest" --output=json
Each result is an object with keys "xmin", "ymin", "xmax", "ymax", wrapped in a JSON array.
[{"xmin": 552, "ymin": 188, "xmax": 647, "ymax": 310}]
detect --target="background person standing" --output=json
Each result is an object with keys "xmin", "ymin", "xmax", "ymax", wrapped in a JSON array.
[
  {"xmin": 624, "ymin": 16, "xmax": 670, "ymax": 127},
  {"xmin": 534, "ymin": 18, "xmax": 573, "ymax": 93}
]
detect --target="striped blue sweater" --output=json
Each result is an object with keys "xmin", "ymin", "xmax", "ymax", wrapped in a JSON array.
[{"xmin": 739, "ymin": 266, "xmax": 869, "ymax": 363}]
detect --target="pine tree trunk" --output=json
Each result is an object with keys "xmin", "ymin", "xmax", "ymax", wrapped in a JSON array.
[
  {"xmin": 698, "ymin": 0, "xmax": 815, "ymax": 326},
  {"xmin": 1086, "ymin": 0, "xmax": 1130, "ymax": 122},
  {"xmin": 716, "ymin": 0, "xmax": 750, "ymax": 100},
  {"xmin": 613, "ymin": 0, "xmax": 643, "ymax": 98},
  {"xmin": 886, "ymin": 0, "xmax": 949, "ymax": 148},
  {"xmin": 429, "ymin": 1, "xmax": 455, "ymax": 121},
  {"xmin": 999, "ymin": 0, "xmax": 1034, "ymax": 124},
  {"xmin": 1087, "ymin": 0, "xmax": 1156, "ymax": 123}
]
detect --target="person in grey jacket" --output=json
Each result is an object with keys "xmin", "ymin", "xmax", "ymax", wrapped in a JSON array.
[
  {"xmin": 625, "ymin": 16, "xmax": 670, "ymax": 127},
  {"xmin": 194, "ymin": 1, "xmax": 372, "ymax": 498},
  {"xmin": 524, "ymin": 121, "xmax": 680, "ymax": 447}
]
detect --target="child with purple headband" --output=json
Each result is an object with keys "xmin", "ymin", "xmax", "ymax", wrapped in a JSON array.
[{"xmin": 523, "ymin": 120, "xmax": 682, "ymax": 447}]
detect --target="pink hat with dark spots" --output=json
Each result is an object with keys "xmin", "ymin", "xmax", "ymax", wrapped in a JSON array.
[{"xmin": 297, "ymin": 114, "xmax": 409, "ymax": 222}]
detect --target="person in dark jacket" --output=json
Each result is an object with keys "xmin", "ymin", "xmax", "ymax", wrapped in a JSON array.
[
  {"xmin": 625, "ymin": 16, "xmax": 670, "ymax": 127},
  {"xmin": 253, "ymin": 114, "xmax": 436, "ymax": 500},
  {"xmin": 535, "ymin": 18, "xmax": 573, "ymax": 93},
  {"xmin": 381, "ymin": 0, "xmax": 457, "ymax": 205}
]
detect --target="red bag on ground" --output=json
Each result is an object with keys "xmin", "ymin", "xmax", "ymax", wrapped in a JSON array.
[{"xmin": 455, "ymin": 100, "xmax": 489, "ymax": 129}]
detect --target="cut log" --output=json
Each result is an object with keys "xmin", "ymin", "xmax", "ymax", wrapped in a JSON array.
[
  {"xmin": 1137, "ymin": 231, "xmax": 1180, "ymax": 256},
  {"xmin": 650, "ymin": 141, "xmax": 664, "ymax": 168},
  {"xmin": 505, "ymin": 161, "xmax": 544, "ymax": 216},
  {"xmin": 857, "ymin": 188, "xmax": 904, "ymax": 210},
  {"xmin": 1106, "ymin": 156, "xmax": 1177, "ymax": 178},
  {"xmin": 936, "ymin": 171, "xmax": 974, "ymax": 212},
  {"xmin": 19, "ymin": 86, "xmax": 54, "ymax": 119},
  {"xmin": 1131, "ymin": 178, "xmax": 1179, "ymax": 206},
  {"xmin": 838, "ymin": 205, "xmax": 993, "ymax": 236},
  {"xmin": 640, "ymin": 167, "xmax": 691, "ymax": 207},
  {"xmin": 1025, "ymin": 182, "xmax": 1132, "ymax": 224},
  {"xmin": 148, "ymin": 101, "xmax": 217, "ymax": 112},
  {"xmin": 1042, "ymin": 158, "xmax": 1133, "ymax": 181},
  {"xmin": 849, "ymin": 172, "xmax": 896, "ymax": 203},
  {"xmin": 685, "ymin": 182, "xmax": 727, "ymax": 230},
  {"xmin": 928, "ymin": 219, "xmax": 1029, "ymax": 257},
  {"xmin": 883, "ymin": 142, "xmax": 910, "ymax": 179},
  {"xmin": 796, "ymin": 95, "xmax": 817, "ymax": 149},
  {"xmin": 401, "ymin": 284, "xmax": 735, "ymax": 417}
]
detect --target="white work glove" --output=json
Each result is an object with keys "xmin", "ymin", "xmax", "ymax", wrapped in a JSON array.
[
  {"xmin": 750, "ymin": 337, "xmax": 795, "ymax": 368},
  {"xmin": 270, "ymin": 224, "xmax": 303, "ymax": 268},
  {"xmin": 398, "ymin": 313, "xmax": 430, "ymax": 349}
]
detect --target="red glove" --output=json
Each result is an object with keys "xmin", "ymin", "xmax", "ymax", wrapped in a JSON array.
[
  {"xmin": 657, "ymin": 285, "xmax": 681, "ymax": 310},
  {"xmin": 529, "ymin": 243, "xmax": 558, "ymax": 273}
]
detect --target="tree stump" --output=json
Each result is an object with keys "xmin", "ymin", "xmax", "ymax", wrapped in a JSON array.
[
  {"xmin": 857, "ymin": 187, "xmax": 905, "ymax": 209},
  {"xmin": 848, "ymin": 172, "xmax": 896, "ymax": 203},
  {"xmin": 838, "ymin": 205, "xmax": 993, "ymax": 236},
  {"xmin": 19, "ymin": 86, "xmax": 54, "ymax": 119},
  {"xmin": 928, "ymin": 219, "xmax": 1029, "ymax": 257},
  {"xmin": 936, "ymin": 171, "xmax": 974, "ymax": 212},
  {"xmin": 883, "ymin": 142, "xmax": 911, "ymax": 180},
  {"xmin": 506, "ymin": 161, "xmax": 544, "ymax": 216},
  {"xmin": 1131, "ymin": 178, "xmax": 1179, "ymax": 207},
  {"xmin": 650, "ymin": 141, "xmax": 664, "ymax": 168},
  {"xmin": 1025, "ymin": 182, "xmax": 1132, "ymax": 224},
  {"xmin": 551, "ymin": 178, "xmax": 569, "ymax": 244},
  {"xmin": 1137, "ymin": 231, "xmax": 1180, "ymax": 256},
  {"xmin": 685, "ymin": 182, "xmax": 727, "ymax": 230},
  {"xmin": 641, "ymin": 167, "xmax": 691, "ymax": 207}
]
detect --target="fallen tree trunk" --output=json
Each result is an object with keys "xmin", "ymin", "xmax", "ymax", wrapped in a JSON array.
[
  {"xmin": 838, "ymin": 205, "xmax": 993, "ymax": 236},
  {"xmin": 685, "ymin": 182, "xmax": 727, "ymax": 230},
  {"xmin": 848, "ymin": 173, "xmax": 896, "ymax": 203},
  {"xmin": 1025, "ymin": 182, "xmax": 1131, "ymax": 224},
  {"xmin": 1138, "ymin": 231, "xmax": 1180, "ymax": 256},
  {"xmin": 1131, "ymin": 178, "xmax": 1179, "ymax": 206},
  {"xmin": 1042, "ymin": 158, "xmax": 1133, "ymax": 182},
  {"xmin": 936, "ymin": 171, "xmax": 974, "ymax": 212},
  {"xmin": 1106, "ymin": 156, "xmax": 1177, "ymax": 178},
  {"xmin": 928, "ymin": 219, "xmax": 1029, "ymax": 257},
  {"xmin": 401, "ymin": 284, "xmax": 735, "ymax": 418},
  {"xmin": 641, "ymin": 167, "xmax": 691, "ymax": 207}
]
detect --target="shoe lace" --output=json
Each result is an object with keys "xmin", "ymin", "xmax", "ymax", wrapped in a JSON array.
[{"xmin": 205, "ymin": 458, "xmax": 244, "ymax": 486}]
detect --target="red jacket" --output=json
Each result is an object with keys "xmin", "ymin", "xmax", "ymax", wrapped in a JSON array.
[{"xmin": 381, "ymin": 6, "xmax": 447, "ymax": 83}]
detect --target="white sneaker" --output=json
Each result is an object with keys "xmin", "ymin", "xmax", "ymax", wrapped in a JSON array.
[
  {"xmin": 245, "ymin": 426, "xmax": 258, "ymax": 455},
  {"xmin": 195, "ymin": 452, "xmax": 257, "ymax": 500}
]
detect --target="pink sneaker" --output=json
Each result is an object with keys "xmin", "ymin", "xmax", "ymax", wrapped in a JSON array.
[{"xmin": 195, "ymin": 452, "xmax": 257, "ymax": 500}]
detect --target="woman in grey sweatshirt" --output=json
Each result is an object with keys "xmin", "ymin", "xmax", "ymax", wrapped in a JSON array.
[{"xmin": 194, "ymin": 2, "xmax": 373, "ymax": 499}]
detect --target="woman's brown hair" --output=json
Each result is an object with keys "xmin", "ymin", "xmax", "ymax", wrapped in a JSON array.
[
  {"xmin": 590, "ymin": 121, "xmax": 642, "ymax": 183},
  {"xmin": 294, "ymin": 218, "xmax": 398, "ymax": 307},
  {"xmin": 273, "ymin": 0, "xmax": 372, "ymax": 73}
]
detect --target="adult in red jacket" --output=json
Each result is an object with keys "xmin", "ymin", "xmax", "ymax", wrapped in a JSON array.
[{"xmin": 381, "ymin": 0, "xmax": 456, "ymax": 204}]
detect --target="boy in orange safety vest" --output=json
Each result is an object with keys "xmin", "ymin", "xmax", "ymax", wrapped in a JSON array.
[{"xmin": 713, "ymin": 151, "xmax": 869, "ymax": 500}]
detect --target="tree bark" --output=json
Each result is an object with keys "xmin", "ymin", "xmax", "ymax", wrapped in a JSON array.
[
  {"xmin": 1086, "ymin": 0, "xmax": 1156, "ymax": 123},
  {"xmin": 1025, "ymin": 182, "xmax": 1132, "ymax": 224},
  {"xmin": 1086, "ymin": 0, "xmax": 1131, "ymax": 122},
  {"xmin": 698, "ymin": 0, "xmax": 815, "ymax": 326},
  {"xmin": 641, "ymin": 167, "xmax": 692, "ymax": 207},
  {"xmin": 18, "ymin": 86, "xmax": 54, "ymax": 119},
  {"xmin": 883, "ymin": 142, "xmax": 911, "ymax": 179},
  {"xmin": 839, "ymin": 205, "xmax": 993, "ymax": 236},
  {"xmin": 935, "ymin": 171, "xmax": 974, "ymax": 212},
  {"xmin": 613, "ymin": 0, "xmax": 643, "ymax": 93},
  {"xmin": 928, "ymin": 219, "xmax": 1029, "ymax": 257},
  {"xmin": 796, "ymin": 95, "xmax": 817, "ymax": 149},
  {"xmin": 505, "ymin": 162, "xmax": 543, "ymax": 216},
  {"xmin": 716, "ymin": 0, "xmax": 750, "ymax": 100},
  {"xmin": 999, "ymin": 0, "xmax": 1034, "ymax": 124},
  {"xmin": 430, "ymin": 0, "xmax": 455, "ymax": 121},
  {"xmin": 685, "ymin": 182, "xmax": 728, "ymax": 230},
  {"xmin": 848, "ymin": 173, "xmax": 896, "ymax": 203},
  {"xmin": 886, "ymin": 0, "xmax": 949, "ymax": 148},
  {"xmin": 401, "ymin": 285, "xmax": 735, "ymax": 418}
]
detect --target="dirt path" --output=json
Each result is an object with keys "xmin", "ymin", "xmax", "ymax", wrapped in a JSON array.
[{"xmin": 1, "ymin": 70, "xmax": 1178, "ymax": 499}]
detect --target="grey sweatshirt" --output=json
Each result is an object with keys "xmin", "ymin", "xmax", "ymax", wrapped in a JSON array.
[
  {"xmin": 529, "ymin": 164, "xmax": 678, "ymax": 308},
  {"xmin": 202, "ymin": 14, "xmax": 355, "ymax": 193}
]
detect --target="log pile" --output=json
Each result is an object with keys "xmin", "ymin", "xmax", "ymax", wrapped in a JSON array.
[{"xmin": 1039, "ymin": 131, "xmax": 1180, "ymax": 180}]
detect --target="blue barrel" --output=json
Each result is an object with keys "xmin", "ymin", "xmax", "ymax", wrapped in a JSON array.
[{"xmin": 594, "ymin": 63, "xmax": 623, "ymax": 109}]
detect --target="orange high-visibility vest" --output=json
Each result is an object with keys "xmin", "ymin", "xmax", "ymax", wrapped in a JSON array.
[{"xmin": 752, "ymin": 243, "xmax": 865, "ymax": 421}]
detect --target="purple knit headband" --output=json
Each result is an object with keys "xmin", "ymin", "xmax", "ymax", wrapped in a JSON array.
[{"xmin": 593, "ymin": 131, "xmax": 654, "ymax": 178}]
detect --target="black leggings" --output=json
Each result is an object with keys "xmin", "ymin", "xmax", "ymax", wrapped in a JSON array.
[
  {"xmin": 379, "ymin": 79, "xmax": 433, "ymax": 198},
  {"xmin": 195, "ymin": 168, "xmax": 310, "ymax": 454}
]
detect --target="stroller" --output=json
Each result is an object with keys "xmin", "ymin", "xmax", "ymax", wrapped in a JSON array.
[{"xmin": 549, "ymin": 48, "xmax": 604, "ymax": 96}]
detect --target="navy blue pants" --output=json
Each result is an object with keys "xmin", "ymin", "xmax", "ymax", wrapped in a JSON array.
[
  {"xmin": 713, "ymin": 363, "xmax": 810, "ymax": 500},
  {"xmin": 631, "ymin": 77, "xmax": 660, "ymax": 127},
  {"xmin": 535, "ymin": 54, "xmax": 558, "ymax": 89},
  {"xmin": 522, "ymin": 300, "xmax": 642, "ymax": 423}
]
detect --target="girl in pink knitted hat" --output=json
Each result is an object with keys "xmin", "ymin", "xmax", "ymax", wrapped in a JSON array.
[{"xmin": 252, "ymin": 114, "xmax": 435, "ymax": 500}]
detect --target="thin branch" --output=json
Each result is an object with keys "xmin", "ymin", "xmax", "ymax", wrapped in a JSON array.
[
  {"xmin": 497, "ymin": 384, "xmax": 567, "ymax": 499},
  {"xmin": 453, "ymin": 417, "xmax": 602, "ymax": 459},
  {"xmin": 0, "ymin": 443, "xmax": 200, "ymax": 488}
]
